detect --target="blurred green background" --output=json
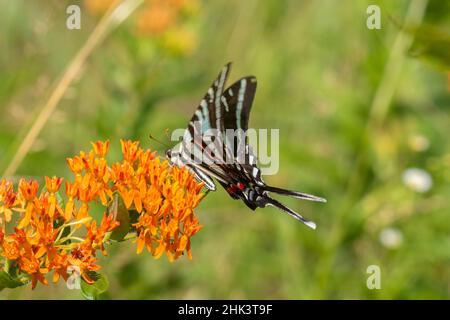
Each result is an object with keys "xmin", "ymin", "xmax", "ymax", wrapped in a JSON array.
[{"xmin": 0, "ymin": 0, "xmax": 449, "ymax": 299}]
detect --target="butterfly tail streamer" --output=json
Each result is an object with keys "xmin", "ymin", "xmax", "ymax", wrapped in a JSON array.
[
  {"xmin": 260, "ymin": 196, "xmax": 317, "ymax": 229},
  {"xmin": 264, "ymin": 185, "xmax": 327, "ymax": 203}
]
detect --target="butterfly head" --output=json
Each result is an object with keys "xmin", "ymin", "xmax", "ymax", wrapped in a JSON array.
[
  {"xmin": 165, "ymin": 147, "xmax": 187, "ymax": 170},
  {"xmin": 165, "ymin": 149, "xmax": 176, "ymax": 167}
]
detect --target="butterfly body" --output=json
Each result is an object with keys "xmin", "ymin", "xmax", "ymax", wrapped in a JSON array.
[{"xmin": 166, "ymin": 63, "xmax": 326, "ymax": 229}]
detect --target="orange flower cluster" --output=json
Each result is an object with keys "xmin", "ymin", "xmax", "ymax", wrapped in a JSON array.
[
  {"xmin": 0, "ymin": 178, "xmax": 118, "ymax": 289},
  {"xmin": 66, "ymin": 140, "xmax": 204, "ymax": 260},
  {"xmin": 0, "ymin": 140, "xmax": 205, "ymax": 289}
]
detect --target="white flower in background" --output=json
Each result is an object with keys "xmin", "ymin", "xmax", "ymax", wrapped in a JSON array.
[
  {"xmin": 379, "ymin": 227, "xmax": 403, "ymax": 249},
  {"xmin": 402, "ymin": 168, "xmax": 433, "ymax": 193},
  {"xmin": 408, "ymin": 134, "xmax": 429, "ymax": 152}
]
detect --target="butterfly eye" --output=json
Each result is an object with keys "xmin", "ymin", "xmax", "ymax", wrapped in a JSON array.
[{"xmin": 237, "ymin": 182, "xmax": 246, "ymax": 190}]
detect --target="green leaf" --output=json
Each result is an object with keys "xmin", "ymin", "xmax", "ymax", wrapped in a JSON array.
[
  {"xmin": 80, "ymin": 272, "xmax": 109, "ymax": 300},
  {"xmin": 108, "ymin": 193, "xmax": 131, "ymax": 241},
  {"xmin": 55, "ymin": 190, "xmax": 65, "ymax": 208},
  {"xmin": 52, "ymin": 191, "xmax": 72, "ymax": 243},
  {"xmin": 0, "ymin": 270, "xmax": 27, "ymax": 291},
  {"xmin": 53, "ymin": 216, "xmax": 72, "ymax": 245}
]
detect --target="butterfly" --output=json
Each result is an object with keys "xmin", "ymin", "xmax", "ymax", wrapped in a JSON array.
[{"xmin": 166, "ymin": 63, "xmax": 326, "ymax": 229}]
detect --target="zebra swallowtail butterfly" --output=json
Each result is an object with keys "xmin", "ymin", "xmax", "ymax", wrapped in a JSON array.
[{"xmin": 166, "ymin": 63, "xmax": 326, "ymax": 229}]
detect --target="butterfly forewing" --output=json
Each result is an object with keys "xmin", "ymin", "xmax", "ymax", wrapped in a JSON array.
[
  {"xmin": 179, "ymin": 64, "xmax": 253, "ymax": 169},
  {"xmin": 221, "ymin": 76, "xmax": 257, "ymax": 132},
  {"xmin": 170, "ymin": 63, "xmax": 233, "ymax": 189},
  {"xmin": 172, "ymin": 63, "xmax": 261, "ymax": 190},
  {"xmin": 188, "ymin": 62, "xmax": 232, "ymax": 133}
]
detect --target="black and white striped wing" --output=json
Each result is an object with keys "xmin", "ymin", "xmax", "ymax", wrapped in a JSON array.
[
  {"xmin": 236, "ymin": 144, "xmax": 264, "ymax": 185},
  {"xmin": 221, "ymin": 76, "xmax": 257, "ymax": 132},
  {"xmin": 169, "ymin": 64, "xmax": 259, "ymax": 191},
  {"xmin": 190, "ymin": 76, "xmax": 259, "ymax": 188},
  {"xmin": 168, "ymin": 63, "xmax": 233, "ymax": 190},
  {"xmin": 188, "ymin": 62, "xmax": 232, "ymax": 134}
]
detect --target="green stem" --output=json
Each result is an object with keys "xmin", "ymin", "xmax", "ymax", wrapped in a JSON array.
[
  {"xmin": 123, "ymin": 233, "xmax": 137, "ymax": 241},
  {"xmin": 3, "ymin": 258, "xmax": 9, "ymax": 273},
  {"xmin": 54, "ymin": 217, "xmax": 93, "ymax": 244},
  {"xmin": 68, "ymin": 236, "xmax": 86, "ymax": 243}
]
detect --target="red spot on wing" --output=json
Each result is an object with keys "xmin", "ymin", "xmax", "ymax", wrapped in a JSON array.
[{"xmin": 237, "ymin": 182, "xmax": 246, "ymax": 190}]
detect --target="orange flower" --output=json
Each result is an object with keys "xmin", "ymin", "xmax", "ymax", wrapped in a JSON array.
[
  {"xmin": 75, "ymin": 203, "xmax": 90, "ymax": 221},
  {"xmin": 1, "ymin": 236, "xmax": 20, "ymax": 260},
  {"xmin": 0, "ymin": 180, "xmax": 17, "ymax": 223},
  {"xmin": 91, "ymin": 140, "xmax": 109, "ymax": 159},
  {"xmin": 66, "ymin": 155, "xmax": 85, "ymax": 176},
  {"xmin": 0, "ymin": 139, "xmax": 206, "ymax": 291},
  {"xmin": 67, "ymin": 142, "xmax": 113, "ymax": 206},
  {"xmin": 64, "ymin": 181, "xmax": 78, "ymax": 221},
  {"xmin": 108, "ymin": 140, "xmax": 204, "ymax": 261},
  {"xmin": 44, "ymin": 176, "xmax": 63, "ymax": 218},
  {"xmin": 18, "ymin": 179, "xmax": 39, "ymax": 201},
  {"xmin": 17, "ymin": 179, "xmax": 39, "ymax": 229},
  {"xmin": 81, "ymin": 213, "xmax": 119, "ymax": 256},
  {"xmin": 19, "ymin": 255, "xmax": 49, "ymax": 289},
  {"xmin": 0, "ymin": 176, "xmax": 117, "ymax": 290},
  {"xmin": 45, "ymin": 176, "xmax": 63, "ymax": 194},
  {"xmin": 48, "ymin": 252, "xmax": 69, "ymax": 283},
  {"xmin": 120, "ymin": 139, "xmax": 142, "ymax": 164},
  {"xmin": 130, "ymin": 159, "xmax": 204, "ymax": 260}
]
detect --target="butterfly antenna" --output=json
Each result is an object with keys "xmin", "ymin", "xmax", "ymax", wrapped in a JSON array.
[{"xmin": 148, "ymin": 133, "xmax": 171, "ymax": 148}]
